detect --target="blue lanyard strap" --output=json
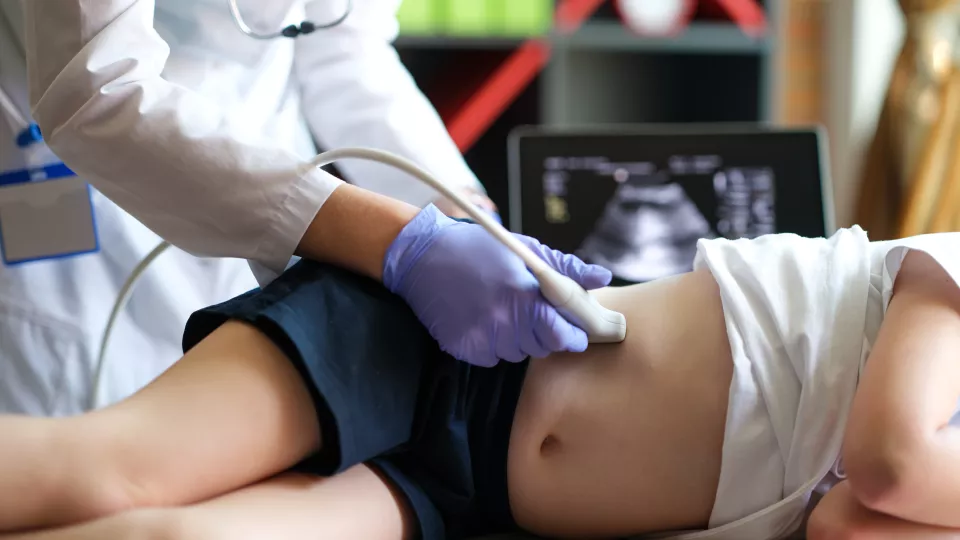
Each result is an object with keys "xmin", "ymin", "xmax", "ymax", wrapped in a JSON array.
[
  {"xmin": 2, "ymin": 122, "xmax": 75, "ymax": 187},
  {"xmin": 0, "ymin": 162, "xmax": 76, "ymax": 187}
]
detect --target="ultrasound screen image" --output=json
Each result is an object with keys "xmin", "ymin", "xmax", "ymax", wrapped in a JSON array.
[
  {"xmin": 512, "ymin": 130, "xmax": 825, "ymax": 284},
  {"xmin": 541, "ymin": 156, "xmax": 774, "ymax": 282}
]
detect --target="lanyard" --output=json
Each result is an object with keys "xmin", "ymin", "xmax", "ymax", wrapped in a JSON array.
[
  {"xmin": 0, "ymin": 82, "xmax": 70, "ymax": 180},
  {"xmin": 0, "ymin": 83, "xmax": 44, "ymax": 152},
  {"xmin": 0, "ymin": 81, "xmax": 97, "ymax": 265},
  {"xmin": 0, "ymin": 162, "xmax": 75, "ymax": 186},
  {"xmin": 0, "ymin": 83, "xmax": 27, "ymax": 131}
]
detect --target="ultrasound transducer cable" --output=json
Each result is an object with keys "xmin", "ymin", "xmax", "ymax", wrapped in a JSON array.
[{"xmin": 91, "ymin": 148, "xmax": 627, "ymax": 410}]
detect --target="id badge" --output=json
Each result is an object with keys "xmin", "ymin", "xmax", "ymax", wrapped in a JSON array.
[{"xmin": 0, "ymin": 163, "xmax": 99, "ymax": 265}]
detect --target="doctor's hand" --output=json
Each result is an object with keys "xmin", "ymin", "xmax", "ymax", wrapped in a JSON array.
[{"xmin": 383, "ymin": 205, "xmax": 612, "ymax": 368}]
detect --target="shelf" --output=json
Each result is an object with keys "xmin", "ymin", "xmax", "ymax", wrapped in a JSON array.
[
  {"xmin": 395, "ymin": 34, "xmax": 526, "ymax": 49},
  {"xmin": 395, "ymin": 21, "xmax": 770, "ymax": 55},
  {"xmin": 554, "ymin": 21, "xmax": 770, "ymax": 54},
  {"xmin": 393, "ymin": 0, "xmax": 777, "ymax": 226}
]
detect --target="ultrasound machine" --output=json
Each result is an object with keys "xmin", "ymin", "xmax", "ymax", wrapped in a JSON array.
[{"xmin": 507, "ymin": 125, "xmax": 834, "ymax": 285}]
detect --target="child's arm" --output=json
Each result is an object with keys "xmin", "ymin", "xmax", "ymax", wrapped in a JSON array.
[
  {"xmin": 808, "ymin": 481, "xmax": 960, "ymax": 540},
  {"xmin": 842, "ymin": 250, "xmax": 960, "ymax": 528}
]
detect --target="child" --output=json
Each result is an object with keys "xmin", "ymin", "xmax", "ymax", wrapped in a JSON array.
[{"xmin": 1, "ymin": 226, "xmax": 959, "ymax": 540}]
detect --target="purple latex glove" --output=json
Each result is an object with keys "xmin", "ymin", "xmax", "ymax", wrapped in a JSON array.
[{"xmin": 383, "ymin": 205, "xmax": 612, "ymax": 367}]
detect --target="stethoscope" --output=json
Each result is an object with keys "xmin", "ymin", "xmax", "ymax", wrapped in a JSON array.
[{"xmin": 227, "ymin": 0, "xmax": 353, "ymax": 39}]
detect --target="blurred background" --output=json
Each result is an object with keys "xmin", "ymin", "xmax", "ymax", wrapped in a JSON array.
[{"xmin": 392, "ymin": 0, "xmax": 960, "ymax": 238}]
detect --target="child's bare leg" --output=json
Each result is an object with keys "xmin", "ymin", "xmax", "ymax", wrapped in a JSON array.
[
  {"xmin": 0, "ymin": 465, "xmax": 411, "ymax": 540},
  {"xmin": 0, "ymin": 321, "xmax": 321, "ymax": 532},
  {"xmin": 808, "ymin": 481, "xmax": 960, "ymax": 540},
  {"xmin": 843, "ymin": 250, "xmax": 960, "ymax": 527}
]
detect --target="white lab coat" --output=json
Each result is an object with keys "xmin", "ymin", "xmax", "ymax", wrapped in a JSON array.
[
  {"xmin": 2, "ymin": 0, "xmax": 481, "ymax": 415},
  {"xmin": 25, "ymin": 0, "xmax": 482, "ymax": 278}
]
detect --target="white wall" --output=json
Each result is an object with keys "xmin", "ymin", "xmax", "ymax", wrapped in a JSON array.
[{"xmin": 825, "ymin": 0, "xmax": 904, "ymax": 227}]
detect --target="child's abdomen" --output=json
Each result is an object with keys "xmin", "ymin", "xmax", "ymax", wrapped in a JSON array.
[{"xmin": 506, "ymin": 269, "xmax": 734, "ymax": 538}]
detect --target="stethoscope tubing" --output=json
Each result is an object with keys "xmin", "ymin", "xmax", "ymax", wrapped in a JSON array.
[{"xmin": 227, "ymin": 0, "xmax": 353, "ymax": 40}]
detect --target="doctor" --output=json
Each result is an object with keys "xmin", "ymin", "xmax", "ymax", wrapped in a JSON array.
[
  {"xmin": 16, "ymin": 0, "xmax": 610, "ymax": 410},
  {"xmin": 2, "ymin": 3, "xmax": 259, "ymax": 416}
]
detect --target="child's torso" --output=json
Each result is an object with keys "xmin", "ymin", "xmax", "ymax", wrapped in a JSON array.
[
  {"xmin": 505, "ymin": 229, "xmax": 960, "ymax": 540},
  {"xmin": 507, "ymin": 269, "xmax": 734, "ymax": 538}
]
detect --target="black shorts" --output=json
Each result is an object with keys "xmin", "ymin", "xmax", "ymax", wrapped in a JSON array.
[{"xmin": 182, "ymin": 260, "xmax": 528, "ymax": 540}]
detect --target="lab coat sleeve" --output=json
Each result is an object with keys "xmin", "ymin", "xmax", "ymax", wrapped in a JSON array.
[
  {"xmin": 296, "ymin": 0, "xmax": 484, "ymax": 207},
  {"xmin": 23, "ymin": 0, "xmax": 342, "ymax": 278}
]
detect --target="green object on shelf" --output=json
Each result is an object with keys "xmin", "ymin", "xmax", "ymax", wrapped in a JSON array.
[
  {"xmin": 444, "ymin": 0, "xmax": 493, "ymax": 35},
  {"xmin": 497, "ymin": 0, "xmax": 554, "ymax": 36},
  {"xmin": 397, "ymin": 0, "xmax": 438, "ymax": 35}
]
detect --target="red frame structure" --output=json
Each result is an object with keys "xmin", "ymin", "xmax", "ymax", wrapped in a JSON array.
[{"xmin": 444, "ymin": 0, "xmax": 768, "ymax": 153}]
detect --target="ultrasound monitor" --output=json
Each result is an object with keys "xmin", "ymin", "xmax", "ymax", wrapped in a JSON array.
[{"xmin": 507, "ymin": 125, "xmax": 833, "ymax": 284}]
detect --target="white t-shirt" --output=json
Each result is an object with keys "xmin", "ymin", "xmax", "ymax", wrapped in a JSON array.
[{"xmin": 654, "ymin": 228, "xmax": 960, "ymax": 540}]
